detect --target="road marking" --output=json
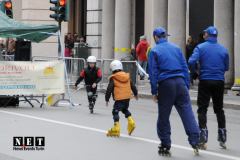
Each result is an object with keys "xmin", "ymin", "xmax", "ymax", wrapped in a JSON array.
[{"xmin": 0, "ymin": 110, "xmax": 239, "ymax": 160}]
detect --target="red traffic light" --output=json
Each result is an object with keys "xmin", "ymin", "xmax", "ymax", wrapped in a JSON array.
[
  {"xmin": 5, "ymin": 1, "xmax": 12, "ymax": 9},
  {"xmin": 59, "ymin": 0, "xmax": 66, "ymax": 6}
]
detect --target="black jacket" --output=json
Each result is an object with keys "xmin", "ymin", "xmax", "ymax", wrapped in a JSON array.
[{"xmin": 75, "ymin": 66, "xmax": 102, "ymax": 86}]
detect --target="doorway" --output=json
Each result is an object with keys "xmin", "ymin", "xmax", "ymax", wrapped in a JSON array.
[{"xmin": 189, "ymin": 0, "xmax": 214, "ymax": 42}]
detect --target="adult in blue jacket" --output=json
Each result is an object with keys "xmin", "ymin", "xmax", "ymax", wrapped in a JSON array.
[
  {"xmin": 148, "ymin": 27, "xmax": 199, "ymax": 156},
  {"xmin": 188, "ymin": 26, "xmax": 229, "ymax": 149}
]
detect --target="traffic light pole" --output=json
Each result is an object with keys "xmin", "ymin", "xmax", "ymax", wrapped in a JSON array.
[
  {"xmin": 58, "ymin": 21, "xmax": 62, "ymax": 57},
  {"xmin": 57, "ymin": 21, "xmax": 76, "ymax": 107}
]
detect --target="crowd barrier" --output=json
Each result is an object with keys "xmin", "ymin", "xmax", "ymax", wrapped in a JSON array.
[
  {"xmin": 1, "ymin": 56, "xmax": 139, "ymax": 107},
  {"xmin": 1, "ymin": 54, "xmax": 14, "ymax": 61},
  {"xmin": 98, "ymin": 59, "xmax": 138, "ymax": 90},
  {"xmin": 32, "ymin": 56, "xmax": 86, "ymax": 86},
  {"xmin": 32, "ymin": 57, "xmax": 138, "ymax": 90}
]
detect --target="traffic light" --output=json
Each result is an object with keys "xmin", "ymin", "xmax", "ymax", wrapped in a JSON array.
[
  {"xmin": 1, "ymin": 0, "xmax": 13, "ymax": 18},
  {"xmin": 49, "ymin": 0, "xmax": 68, "ymax": 22},
  {"xmin": 58, "ymin": 0, "xmax": 66, "ymax": 22},
  {"xmin": 50, "ymin": 0, "xmax": 59, "ymax": 21}
]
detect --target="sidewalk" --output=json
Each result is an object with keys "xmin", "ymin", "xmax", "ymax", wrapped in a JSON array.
[{"xmin": 137, "ymin": 79, "xmax": 240, "ymax": 110}]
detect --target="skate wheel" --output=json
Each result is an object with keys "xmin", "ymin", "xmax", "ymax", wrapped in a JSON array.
[
  {"xmin": 220, "ymin": 142, "xmax": 227, "ymax": 149},
  {"xmin": 107, "ymin": 135, "xmax": 119, "ymax": 137},
  {"xmin": 158, "ymin": 153, "xmax": 171, "ymax": 157},
  {"xmin": 106, "ymin": 132, "xmax": 119, "ymax": 137},
  {"xmin": 194, "ymin": 149, "xmax": 199, "ymax": 156},
  {"xmin": 158, "ymin": 151, "xmax": 171, "ymax": 157}
]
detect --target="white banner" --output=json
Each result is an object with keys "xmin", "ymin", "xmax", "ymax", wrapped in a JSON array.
[{"xmin": 0, "ymin": 61, "xmax": 65, "ymax": 95}]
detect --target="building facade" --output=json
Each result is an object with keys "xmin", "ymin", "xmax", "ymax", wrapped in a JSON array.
[
  {"xmin": 11, "ymin": 0, "xmax": 68, "ymax": 57},
  {"xmin": 11, "ymin": 0, "xmax": 240, "ymax": 89}
]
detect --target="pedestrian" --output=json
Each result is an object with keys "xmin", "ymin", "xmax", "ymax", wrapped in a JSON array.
[
  {"xmin": 0, "ymin": 40, "xmax": 5, "ymax": 53},
  {"xmin": 73, "ymin": 33, "xmax": 79, "ymax": 42},
  {"xmin": 105, "ymin": 60, "xmax": 138, "ymax": 137},
  {"xmin": 136, "ymin": 35, "xmax": 149, "ymax": 80},
  {"xmin": 148, "ymin": 27, "xmax": 200, "ymax": 156},
  {"xmin": 145, "ymin": 46, "xmax": 152, "ymax": 76},
  {"xmin": 7, "ymin": 38, "xmax": 15, "ymax": 55},
  {"xmin": 64, "ymin": 33, "xmax": 74, "ymax": 73},
  {"xmin": 75, "ymin": 56, "xmax": 102, "ymax": 114},
  {"xmin": 188, "ymin": 26, "xmax": 229, "ymax": 150},
  {"xmin": 186, "ymin": 36, "xmax": 198, "ymax": 86},
  {"xmin": 64, "ymin": 33, "xmax": 74, "ymax": 55},
  {"xmin": 0, "ymin": 42, "xmax": 4, "ymax": 61},
  {"xmin": 186, "ymin": 36, "xmax": 195, "ymax": 62},
  {"xmin": 197, "ymin": 32, "xmax": 206, "ymax": 45},
  {"xmin": 130, "ymin": 44, "xmax": 137, "ymax": 60},
  {"xmin": 79, "ymin": 37, "xmax": 88, "ymax": 47}
]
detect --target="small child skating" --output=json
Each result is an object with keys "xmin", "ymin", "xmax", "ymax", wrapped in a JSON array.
[
  {"xmin": 105, "ymin": 60, "xmax": 138, "ymax": 137},
  {"xmin": 75, "ymin": 56, "xmax": 102, "ymax": 113}
]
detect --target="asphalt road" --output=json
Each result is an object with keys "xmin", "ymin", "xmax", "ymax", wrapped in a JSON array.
[{"xmin": 0, "ymin": 90, "xmax": 239, "ymax": 160}]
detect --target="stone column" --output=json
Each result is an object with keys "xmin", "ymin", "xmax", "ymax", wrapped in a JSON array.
[
  {"xmin": 168, "ymin": 0, "xmax": 186, "ymax": 52},
  {"xmin": 152, "ymin": 0, "xmax": 168, "ymax": 29},
  {"xmin": 86, "ymin": 0, "xmax": 102, "ymax": 58},
  {"xmin": 114, "ymin": 0, "xmax": 131, "ymax": 60},
  {"xmin": 214, "ymin": 0, "xmax": 234, "ymax": 87},
  {"xmin": 101, "ymin": 0, "xmax": 115, "ymax": 59},
  {"xmin": 232, "ymin": 0, "xmax": 240, "ymax": 91},
  {"xmin": 145, "ymin": 0, "xmax": 168, "ymax": 45}
]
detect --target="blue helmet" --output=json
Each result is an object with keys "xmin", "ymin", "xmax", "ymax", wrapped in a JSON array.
[
  {"xmin": 153, "ymin": 27, "xmax": 169, "ymax": 37},
  {"xmin": 204, "ymin": 26, "xmax": 218, "ymax": 36}
]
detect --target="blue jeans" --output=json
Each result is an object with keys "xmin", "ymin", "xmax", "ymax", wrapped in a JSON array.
[
  {"xmin": 138, "ymin": 60, "xmax": 147, "ymax": 77},
  {"xmin": 157, "ymin": 77, "xmax": 199, "ymax": 148}
]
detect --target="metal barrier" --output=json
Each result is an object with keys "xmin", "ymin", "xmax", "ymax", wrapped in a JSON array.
[
  {"xmin": 32, "ymin": 56, "xmax": 139, "ymax": 93},
  {"xmin": 65, "ymin": 57, "xmax": 86, "ymax": 85},
  {"xmin": 99, "ymin": 59, "xmax": 138, "ymax": 89},
  {"xmin": 32, "ymin": 56, "xmax": 60, "ymax": 61},
  {"xmin": 73, "ymin": 42, "xmax": 90, "ymax": 59},
  {"xmin": 1, "ymin": 54, "xmax": 15, "ymax": 61},
  {"xmin": 32, "ymin": 56, "xmax": 139, "ymax": 84},
  {"xmin": 31, "ymin": 56, "xmax": 87, "ymax": 107}
]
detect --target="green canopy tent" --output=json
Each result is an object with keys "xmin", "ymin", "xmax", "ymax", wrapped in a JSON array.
[
  {"xmin": 0, "ymin": 11, "xmax": 59, "ymax": 42},
  {"xmin": 0, "ymin": 11, "xmax": 76, "ymax": 107}
]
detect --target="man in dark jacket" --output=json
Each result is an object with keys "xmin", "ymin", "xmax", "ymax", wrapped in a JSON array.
[
  {"xmin": 75, "ymin": 56, "xmax": 102, "ymax": 113},
  {"xmin": 189, "ymin": 26, "xmax": 229, "ymax": 149}
]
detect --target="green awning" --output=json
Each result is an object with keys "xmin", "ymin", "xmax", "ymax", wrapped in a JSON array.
[{"xmin": 0, "ymin": 11, "xmax": 59, "ymax": 42}]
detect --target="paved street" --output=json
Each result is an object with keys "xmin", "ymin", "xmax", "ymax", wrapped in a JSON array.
[
  {"xmin": 1, "ymin": 0, "xmax": 240, "ymax": 160},
  {"xmin": 0, "ymin": 90, "xmax": 239, "ymax": 160}
]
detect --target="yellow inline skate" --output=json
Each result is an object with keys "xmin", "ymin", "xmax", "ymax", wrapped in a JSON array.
[
  {"xmin": 127, "ymin": 116, "xmax": 136, "ymax": 135},
  {"xmin": 107, "ymin": 122, "xmax": 120, "ymax": 137}
]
